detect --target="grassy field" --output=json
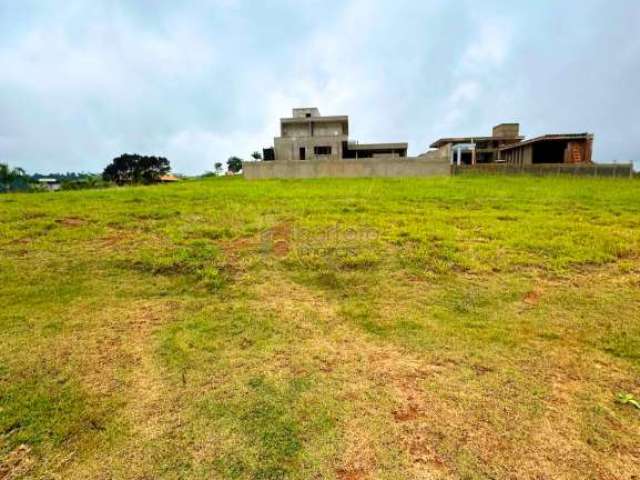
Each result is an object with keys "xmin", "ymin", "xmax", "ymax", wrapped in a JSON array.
[{"xmin": 1, "ymin": 175, "xmax": 639, "ymax": 479}]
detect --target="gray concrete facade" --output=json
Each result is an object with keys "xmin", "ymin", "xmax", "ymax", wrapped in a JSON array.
[
  {"xmin": 271, "ymin": 107, "xmax": 407, "ymax": 162},
  {"xmin": 243, "ymin": 156, "xmax": 450, "ymax": 180}
]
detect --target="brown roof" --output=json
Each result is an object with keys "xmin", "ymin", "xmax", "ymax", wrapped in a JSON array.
[
  {"xmin": 499, "ymin": 133, "xmax": 592, "ymax": 151},
  {"xmin": 159, "ymin": 174, "xmax": 179, "ymax": 182}
]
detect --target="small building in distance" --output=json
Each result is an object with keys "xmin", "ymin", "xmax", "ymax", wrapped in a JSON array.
[
  {"xmin": 265, "ymin": 107, "xmax": 407, "ymax": 162},
  {"xmin": 159, "ymin": 174, "xmax": 180, "ymax": 182},
  {"xmin": 38, "ymin": 178, "xmax": 61, "ymax": 191}
]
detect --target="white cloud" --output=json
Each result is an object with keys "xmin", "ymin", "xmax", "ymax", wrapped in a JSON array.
[
  {"xmin": 441, "ymin": 81, "xmax": 482, "ymax": 129},
  {"xmin": 460, "ymin": 20, "xmax": 513, "ymax": 73}
]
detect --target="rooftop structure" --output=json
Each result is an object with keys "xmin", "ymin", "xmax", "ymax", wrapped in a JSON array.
[
  {"xmin": 428, "ymin": 123, "xmax": 523, "ymax": 165},
  {"xmin": 429, "ymin": 124, "xmax": 523, "ymax": 149}
]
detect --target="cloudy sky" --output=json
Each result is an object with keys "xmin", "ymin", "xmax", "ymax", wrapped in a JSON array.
[{"xmin": 1, "ymin": 0, "xmax": 639, "ymax": 174}]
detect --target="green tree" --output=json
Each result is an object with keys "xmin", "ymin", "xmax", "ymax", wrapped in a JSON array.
[
  {"xmin": 102, "ymin": 154, "xmax": 170, "ymax": 185},
  {"xmin": 214, "ymin": 162, "xmax": 223, "ymax": 174},
  {"xmin": 250, "ymin": 151, "xmax": 262, "ymax": 161},
  {"xmin": 227, "ymin": 156, "xmax": 243, "ymax": 173},
  {"xmin": 0, "ymin": 163, "xmax": 27, "ymax": 192}
]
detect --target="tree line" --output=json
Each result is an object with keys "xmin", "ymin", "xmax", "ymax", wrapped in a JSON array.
[{"xmin": 1, "ymin": 150, "xmax": 264, "ymax": 192}]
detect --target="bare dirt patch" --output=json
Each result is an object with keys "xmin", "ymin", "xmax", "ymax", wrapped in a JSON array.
[
  {"xmin": 0, "ymin": 444, "xmax": 33, "ymax": 480},
  {"xmin": 99, "ymin": 230, "xmax": 139, "ymax": 251},
  {"xmin": 269, "ymin": 222, "xmax": 292, "ymax": 257},
  {"xmin": 393, "ymin": 403, "xmax": 420, "ymax": 422},
  {"xmin": 56, "ymin": 217, "xmax": 87, "ymax": 227},
  {"xmin": 523, "ymin": 286, "xmax": 543, "ymax": 305},
  {"xmin": 336, "ymin": 467, "xmax": 367, "ymax": 480},
  {"xmin": 221, "ymin": 236, "xmax": 260, "ymax": 257}
]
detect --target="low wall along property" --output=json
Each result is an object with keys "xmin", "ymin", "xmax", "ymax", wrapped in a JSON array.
[
  {"xmin": 243, "ymin": 159, "xmax": 634, "ymax": 180},
  {"xmin": 452, "ymin": 163, "xmax": 634, "ymax": 178},
  {"xmin": 243, "ymin": 157, "xmax": 451, "ymax": 180}
]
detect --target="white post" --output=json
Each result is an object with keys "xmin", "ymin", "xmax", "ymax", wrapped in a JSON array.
[{"xmin": 457, "ymin": 147, "xmax": 462, "ymax": 166}]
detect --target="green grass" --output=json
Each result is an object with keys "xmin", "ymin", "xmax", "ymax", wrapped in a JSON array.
[{"xmin": 1, "ymin": 175, "xmax": 639, "ymax": 479}]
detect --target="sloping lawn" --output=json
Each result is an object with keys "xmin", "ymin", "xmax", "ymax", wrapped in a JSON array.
[{"xmin": 1, "ymin": 175, "xmax": 639, "ymax": 479}]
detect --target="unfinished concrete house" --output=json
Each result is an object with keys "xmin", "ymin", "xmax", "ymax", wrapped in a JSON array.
[
  {"xmin": 264, "ymin": 107, "xmax": 408, "ymax": 162},
  {"xmin": 246, "ymin": 107, "xmax": 442, "ymax": 179},
  {"xmin": 426, "ymin": 123, "xmax": 594, "ymax": 166}
]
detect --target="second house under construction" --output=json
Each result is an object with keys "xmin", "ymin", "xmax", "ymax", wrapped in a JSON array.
[
  {"xmin": 427, "ymin": 123, "xmax": 593, "ymax": 166},
  {"xmin": 265, "ymin": 107, "xmax": 407, "ymax": 162}
]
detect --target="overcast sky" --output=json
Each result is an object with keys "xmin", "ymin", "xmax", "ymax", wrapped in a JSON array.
[{"xmin": 1, "ymin": 0, "xmax": 639, "ymax": 174}]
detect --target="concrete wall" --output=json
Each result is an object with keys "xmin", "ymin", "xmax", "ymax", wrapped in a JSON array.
[
  {"xmin": 292, "ymin": 107, "xmax": 319, "ymax": 118},
  {"xmin": 243, "ymin": 157, "xmax": 451, "ymax": 180},
  {"xmin": 274, "ymin": 135, "xmax": 347, "ymax": 161},
  {"xmin": 313, "ymin": 122, "xmax": 344, "ymax": 136},
  {"xmin": 492, "ymin": 123, "xmax": 520, "ymax": 138},
  {"xmin": 452, "ymin": 163, "xmax": 633, "ymax": 177},
  {"xmin": 503, "ymin": 144, "xmax": 533, "ymax": 165},
  {"xmin": 281, "ymin": 121, "xmax": 346, "ymax": 138},
  {"xmin": 418, "ymin": 149, "xmax": 446, "ymax": 162},
  {"xmin": 281, "ymin": 123, "xmax": 309, "ymax": 138}
]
